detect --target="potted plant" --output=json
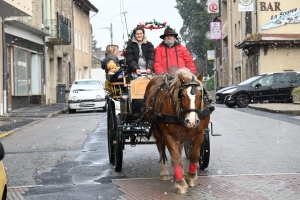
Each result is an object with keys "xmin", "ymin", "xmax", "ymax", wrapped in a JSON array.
[{"xmin": 291, "ymin": 86, "xmax": 300, "ymax": 104}]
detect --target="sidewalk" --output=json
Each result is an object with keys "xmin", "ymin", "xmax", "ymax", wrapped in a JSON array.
[
  {"xmin": 113, "ymin": 173, "xmax": 300, "ymax": 199},
  {"xmin": 0, "ymin": 103, "xmax": 68, "ymax": 138},
  {"xmin": 248, "ymin": 103, "xmax": 300, "ymax": 116}
]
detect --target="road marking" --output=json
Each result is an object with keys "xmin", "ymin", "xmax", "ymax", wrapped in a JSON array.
[{"xmin": 0, "ymin": 130, "xmax": 14, "ymax": 139}]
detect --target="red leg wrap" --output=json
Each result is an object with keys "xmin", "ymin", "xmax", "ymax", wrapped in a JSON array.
[
  {"xmin": 189, "ymin": 163, "xmax": 197, "ymax": 173},
  {"xmin": 174, "ymin": 165, "xmax": 183, "ymax": 180}
]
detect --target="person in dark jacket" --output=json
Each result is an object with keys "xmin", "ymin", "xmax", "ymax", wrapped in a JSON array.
[
  {"xmin": 124, "ymin": 26, "xmax": 154, "ymax": 77},
  {"xmin": 102, "ymin": 45, "xmax": 123, "ymax": 82},
  {"xmin": 154, "ymin": 28, "xmax": 197, "ymax": 75}
]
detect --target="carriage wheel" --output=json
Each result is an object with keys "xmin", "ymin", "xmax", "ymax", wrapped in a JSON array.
[
  {"xmin": 114, "ymin": 115, "xmax": 124, "ymax": 172},
  {"xmin": 199, "ymin": 129, "xmax": 210, "ymax": 170},
  {"xmin": 183, "ymin": 142, "xmax": 190, "ymax": 159},
  {"xmin": 107, "ymin": 100, "xmax": 116, "ymax": 164}
]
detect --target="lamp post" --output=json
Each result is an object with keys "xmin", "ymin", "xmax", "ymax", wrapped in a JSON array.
[{"xmin": 110, "ymin": 11, "xmax": 128, "ymax": 45}]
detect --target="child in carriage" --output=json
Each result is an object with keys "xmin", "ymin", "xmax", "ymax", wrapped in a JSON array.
[
  {"xmin": 102, "ymin": 44, "xmax": 124, "ymax": 82},
  {"xmin": 102, "ymin": 45, "xmax": 126, "ymax": 96}
]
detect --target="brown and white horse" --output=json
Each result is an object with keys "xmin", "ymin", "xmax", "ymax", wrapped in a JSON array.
[{"xmin": 144, "ymin": 68, "xmax": 214, "ymax": 194}]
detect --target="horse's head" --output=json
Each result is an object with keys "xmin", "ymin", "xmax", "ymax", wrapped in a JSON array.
[{"xmin": 171, "ymin": 68, "xmax": 211, "ymax": 128}]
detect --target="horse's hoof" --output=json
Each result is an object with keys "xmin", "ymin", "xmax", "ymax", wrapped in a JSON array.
[
  {"xmin": 174, "ymin": 178, "xmax": 188, "ymax": 194},
  {"xmin": 160, "ymin": 174, "xmax": 170, "ymax": 181},
  {"xmin": 186, "ymin": 171, "xmax": 198, "ymax": 187}
]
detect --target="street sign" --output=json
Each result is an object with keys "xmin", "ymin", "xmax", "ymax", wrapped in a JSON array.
[
  {"xmin": 207, "ymin": 50, "xmax": 215, "ymax": 60},
  {"xmin": 210, "ymin": 22, "xmax": 222, "ymax": 40},
  {"xmin": 207, "ymin": 0, "xmax": 219, "ymax": 14},
  {"xmin": 238, "ymin": 0, "xmax": 254, "ymax": 12}
]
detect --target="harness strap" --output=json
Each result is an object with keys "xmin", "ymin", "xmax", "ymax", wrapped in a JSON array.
[{"xmin": 150, "ymin": 113, "xmax": 181, "ymax": 124}]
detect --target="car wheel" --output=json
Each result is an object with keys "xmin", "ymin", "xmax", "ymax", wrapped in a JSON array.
[
  {"xmin": 68, "ymin": 108, "xmax": 76, "ymax": 113},
  {"xmin": 102, "ymin": 104, "xmax": 107, "ymax": 112},
  {"xmin": 236, "ymin": 94, "xmax": 249, "ymax": 108}
]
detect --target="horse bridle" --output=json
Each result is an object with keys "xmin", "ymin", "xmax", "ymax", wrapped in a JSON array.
[{"xmin": 178, "ymin": 76, "xmax": 215, "ymax": 123}]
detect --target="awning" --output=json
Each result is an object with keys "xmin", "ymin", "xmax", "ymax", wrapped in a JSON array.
[
  {"xmin": 235, "ymin": 34, "xmax": 300, "ymax": 49},
  {"xmin": 5, "ymin": 18, "xmax": 50, "ymax": 37}
]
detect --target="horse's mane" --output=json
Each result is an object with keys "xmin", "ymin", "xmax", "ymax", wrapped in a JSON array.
[{"xmin": 170, "ymin": 68, "xmax": 203, "ymax": 116}]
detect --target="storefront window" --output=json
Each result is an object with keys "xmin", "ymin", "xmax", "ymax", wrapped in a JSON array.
[
  {"xmin": 31, "ymin": 54, "xmax": 42, "ymax": 95},
  {"xmin": 14, "ymin": 48, "xmax": 28, "ymax": 95}
]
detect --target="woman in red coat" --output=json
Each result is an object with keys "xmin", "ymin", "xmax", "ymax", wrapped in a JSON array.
[{"xmin": 154, "ymin": 28, "xmax": 197, "ymax": 75}]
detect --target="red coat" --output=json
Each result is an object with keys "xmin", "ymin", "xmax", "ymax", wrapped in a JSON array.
[{"xmin": 154, "ymin": 42, "xmax": 197, "ymax": 74}]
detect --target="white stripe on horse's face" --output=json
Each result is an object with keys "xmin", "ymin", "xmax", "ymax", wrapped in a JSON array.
[{"xmin": 186, "ymin": 86, "xmax": 198, "ymax": 127}]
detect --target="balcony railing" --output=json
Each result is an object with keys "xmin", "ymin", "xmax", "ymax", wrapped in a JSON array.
[{"xmin": 44, "ymin": 19, "xmax": 71, "ymax": 45}]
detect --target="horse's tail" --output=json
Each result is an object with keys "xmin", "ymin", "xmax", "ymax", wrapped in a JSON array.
[{"xmin": 154, "ymin": 124, "xmax": 168, "ymax": 165}]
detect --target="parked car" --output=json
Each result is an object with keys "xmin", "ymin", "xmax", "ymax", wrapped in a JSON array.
[
  {"xmin": 215, "ymin": 86, "xmax": 236, "ymax": 104},
  {"xmin": 0, "ymin": 142, "xmax": 7, "ymax": 200},
  {"xmin": 216, "ymin": 72, "xmax": 300, "ymax": 108},
  {"xmin": 66, "ymin": 79, "xmax": 107, "ymax": 113}
]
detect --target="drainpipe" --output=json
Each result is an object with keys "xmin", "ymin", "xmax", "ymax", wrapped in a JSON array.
[
  {"xmin": 255, "ymin": 0, "xmax": 259, "ymax": 75},
  {"xmin": 72, "ymin": 0, "xmax": 76, "ymax": 82},
  {"xmin": 42, "ymin": 0, "xmax": 47, "ymax": 105},
  {"xmin": 2, "ymin": 17, "xmax": 8, "ymax": 114}
]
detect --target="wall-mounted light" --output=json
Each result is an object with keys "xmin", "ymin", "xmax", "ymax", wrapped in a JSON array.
[{"xmin": 49, "ymin": 57, "xmax": 54, "ymax": 61}]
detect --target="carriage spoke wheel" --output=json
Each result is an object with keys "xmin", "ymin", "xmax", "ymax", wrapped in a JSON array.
[
  {"xmin": 114, "ymin": 115, "xmax": 124, "ymax": 172},
  {"xmin": 199, "ymin": 129, "xmax": 210, "ymax": 170},
  {"xmin": 184, "ymin": 142, "xmax": 190, "ymax": 160},
  {"xmin": 236, "ymin": 94, "xmax": 250, "ymax": 108},
  {"xmin": 107, "ymin": 101, "xmax": 116, "ymax": 164}
]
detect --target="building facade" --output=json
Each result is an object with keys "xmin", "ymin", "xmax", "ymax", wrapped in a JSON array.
[
  {"xmin": 3, "ymin": 1, "xmax": 43, "ymax": 112},
  {"xmin": 0, "ymin": 0, "xmax": 98, "ymax": 113},
  {"xmin": 0, "ymin": 0, "xmax": 32, "ymax": 115},
  {"xmin": 44, "ymin": 0, "xmax": 73, "ymax": 104},
  {"xmin": 44, "ymin": 0, "xmax": 97, "ymax": 104},
  {"xmin": 73, "ymin": 0, "xmax": 98, "ymax": 81},
  {"xmin": 216, "ymin": 0, "xmax": 300, "ymax": 88}
]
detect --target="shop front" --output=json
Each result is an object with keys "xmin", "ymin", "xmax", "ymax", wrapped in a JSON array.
[{"xmin": 5, "ymin": 34, "xmax": 45, "ymax": 111}]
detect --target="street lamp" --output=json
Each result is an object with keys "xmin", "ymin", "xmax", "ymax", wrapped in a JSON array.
[{"xmin": 110, "ymin": 11, "xmax": 128, "ymax": 45}]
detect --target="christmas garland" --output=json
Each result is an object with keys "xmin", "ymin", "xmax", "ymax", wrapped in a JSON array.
[{"xmin": 139, "ymin": 20, "xmax": 167, "ymax": 30}]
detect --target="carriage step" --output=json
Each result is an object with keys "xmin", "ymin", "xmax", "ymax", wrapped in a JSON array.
[{"xmin": 125, "ymin": 141, "xmax": 156, "ymax": 145}]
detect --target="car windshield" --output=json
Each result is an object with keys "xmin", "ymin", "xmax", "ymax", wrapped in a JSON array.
[
  {"xmin": 238, "ymin": 75, "xmax": 262, "ymax": 85},
  {"xmin": 71, "ymin": 80, "xmax": 102, "ymax": 90},
  {"xmin": 74, "ymin": 80, "xmax": 99, "ymax": 85}
]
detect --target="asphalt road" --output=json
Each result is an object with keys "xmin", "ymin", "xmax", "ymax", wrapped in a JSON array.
[{"xmin": 1, "ymin": 104, "xmax": 300, "ymax": 199}]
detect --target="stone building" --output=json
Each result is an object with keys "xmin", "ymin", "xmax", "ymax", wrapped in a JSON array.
[
  {"xmin": 0, "ymin": 0, "xmax": 98, "ymax": 113},
  {"xmin": 216, "ymin": 0, "xmax": 300, "ymax": 88},
  {"xmin": 2, "ymin": 0, "xmax": 45, "ymax": 111},
  {"xmin": 45, "ymin": 0, "xmax": 97, "ymax": 104},
  {"xmin": 73, "ymin": 0, "xmax": 98, "ymax": 81},
  {"xmin": 0, "ymin": 0, "xmax": 32, "ymax": 114}
]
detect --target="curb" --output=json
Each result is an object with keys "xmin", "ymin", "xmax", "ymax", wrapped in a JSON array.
[
  {"xmin": 248, "ymin": 105, "xmax": 300, "ymax": 116},
  {"xmin": 47, "ymin": 109, "xmax": 68, "ymax": 118},
  {"xmin": 0, "ymin": 108, "xmax": 68, "ymax": 139}
]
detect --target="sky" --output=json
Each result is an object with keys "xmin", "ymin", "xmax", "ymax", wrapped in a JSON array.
[{"xmin": 89, "ymin": 0, "xmax": 184, "ymax": 50}]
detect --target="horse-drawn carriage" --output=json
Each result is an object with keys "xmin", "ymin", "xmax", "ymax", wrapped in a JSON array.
[{"xmin": 106, "ymin": 61, "xmax": 220, "ymax": 195}]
